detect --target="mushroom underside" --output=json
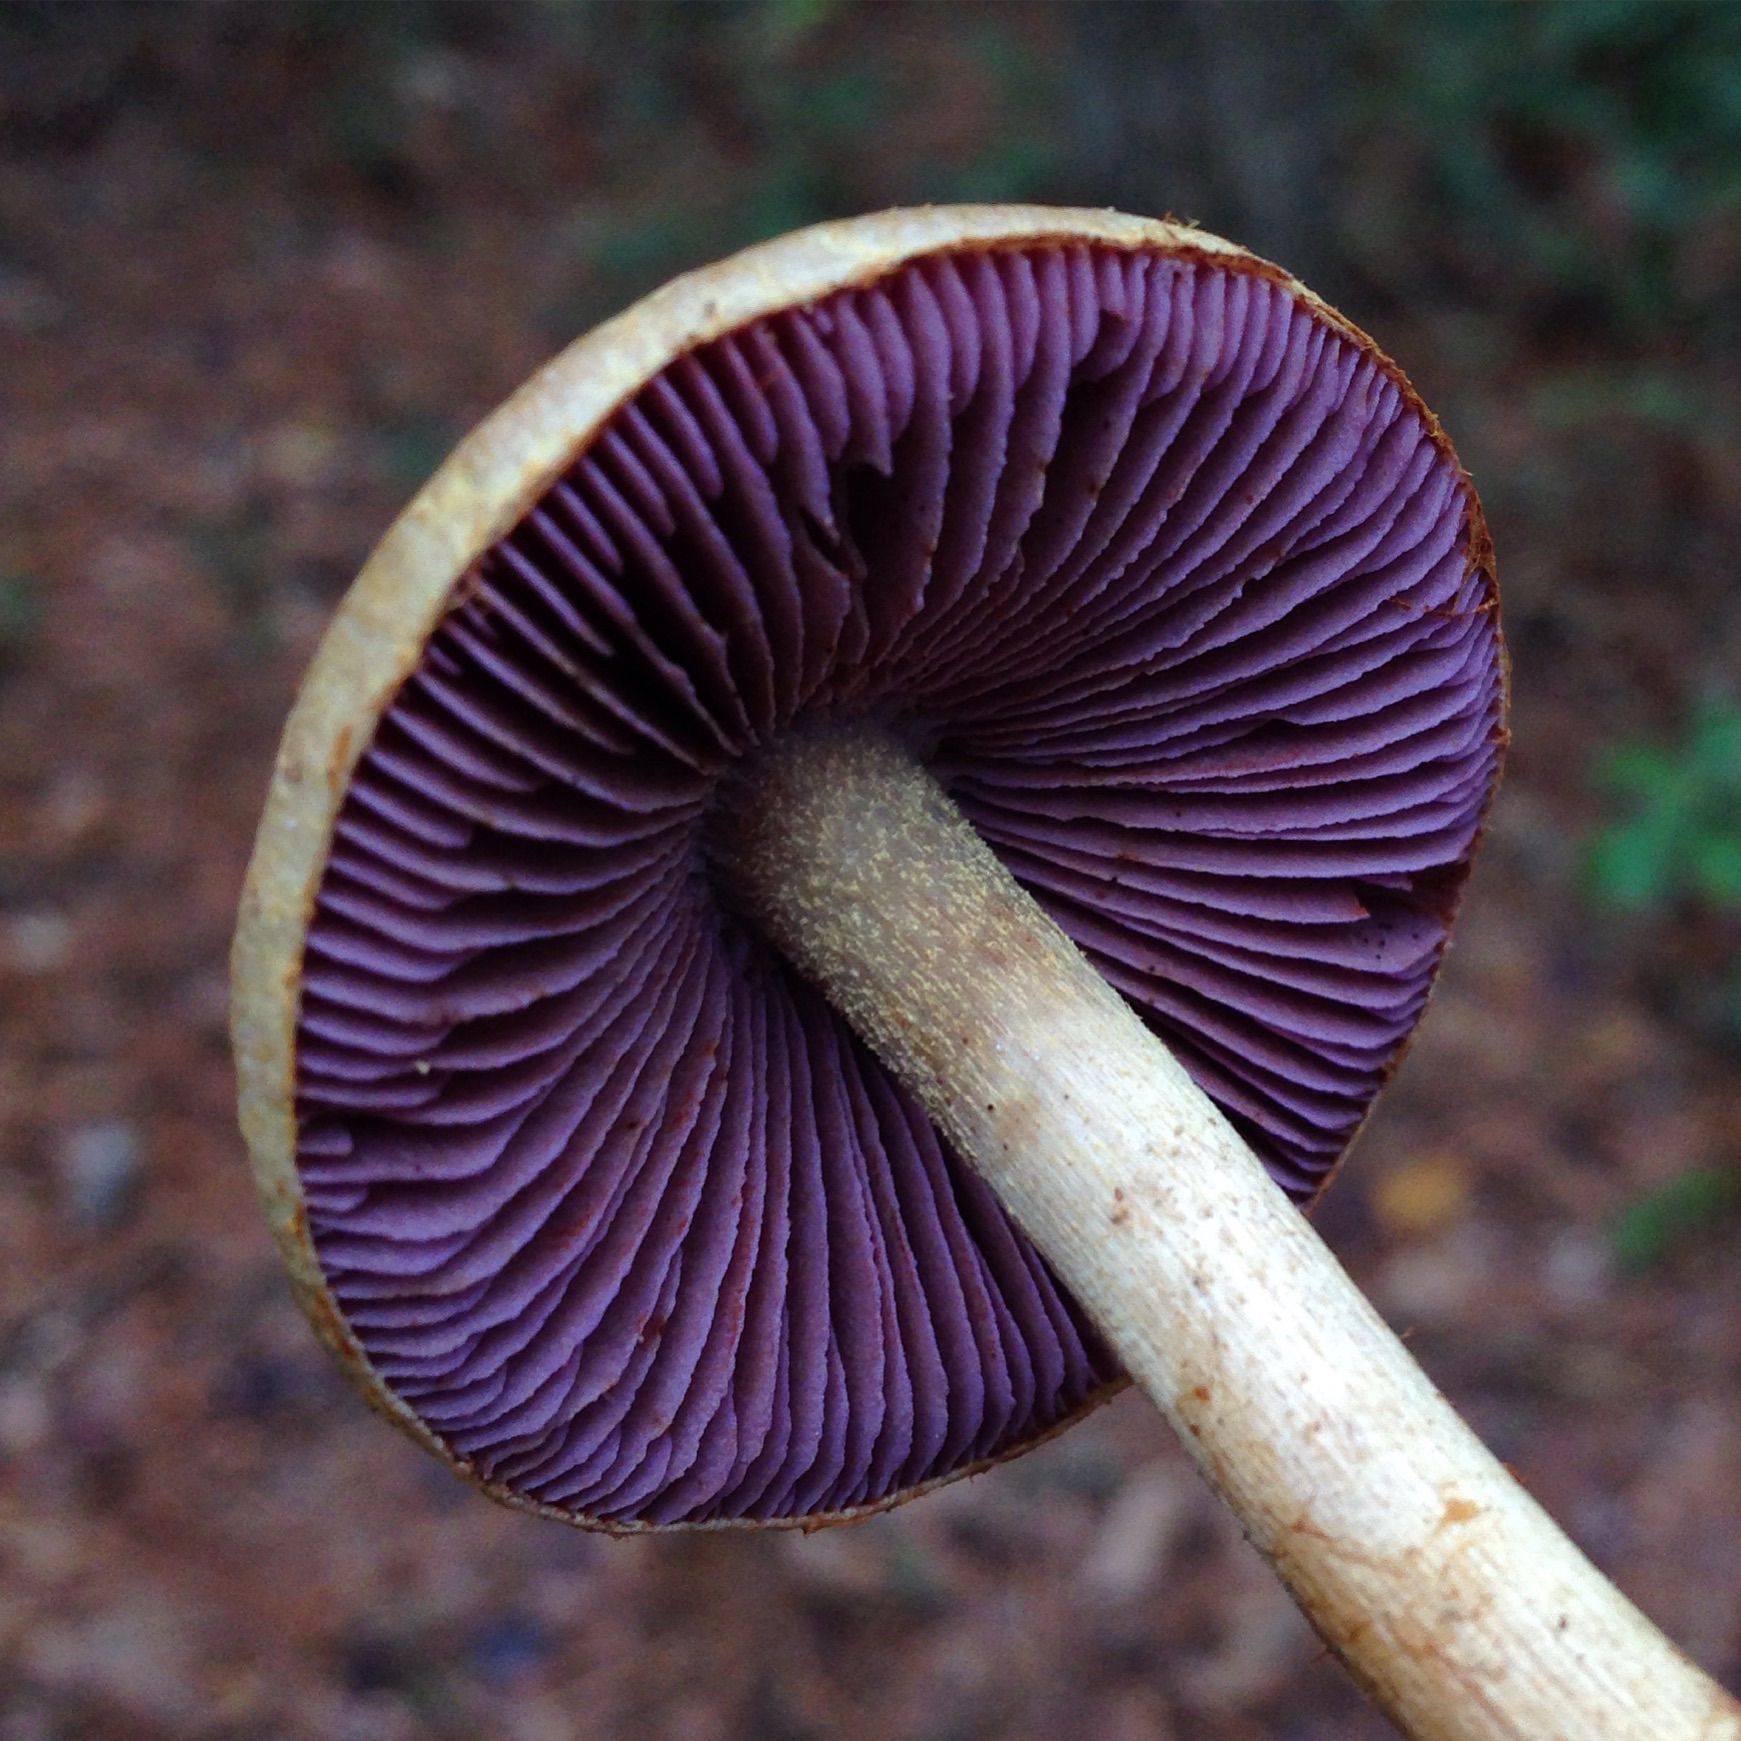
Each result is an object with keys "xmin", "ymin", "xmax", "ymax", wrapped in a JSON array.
[{"xmin": 293, "ymin": 239, "xmax": 1502, "ymax": 1526}]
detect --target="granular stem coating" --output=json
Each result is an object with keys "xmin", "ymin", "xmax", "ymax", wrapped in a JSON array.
[{"xmin": 717, "ymin": 721, "xmax": 1741, "ymax": 1741}]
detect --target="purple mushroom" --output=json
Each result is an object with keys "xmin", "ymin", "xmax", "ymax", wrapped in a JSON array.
[{"xmin": 234, "ymin": 209, "xmax": 1739, "ymax": 1741}]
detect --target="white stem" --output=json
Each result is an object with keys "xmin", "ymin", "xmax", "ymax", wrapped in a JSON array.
[{"xmin": 715, "ymin": 724, "xmax": 1741, "ymax": 1741}]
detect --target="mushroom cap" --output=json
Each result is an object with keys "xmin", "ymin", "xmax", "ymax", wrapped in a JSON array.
[{"xmin": 233, "ymin": 206, "xmax": 1505, "ymax": 1530}]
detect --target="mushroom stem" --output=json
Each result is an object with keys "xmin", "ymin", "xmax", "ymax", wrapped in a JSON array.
[{"xmin": 715, "ymin": 722, "xmax": 1741, "ymax": 1741}]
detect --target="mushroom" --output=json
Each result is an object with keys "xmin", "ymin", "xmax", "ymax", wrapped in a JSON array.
[{"xmin": 232, "ymin": 207, "xmax": 1741, "ymax": 1741}]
